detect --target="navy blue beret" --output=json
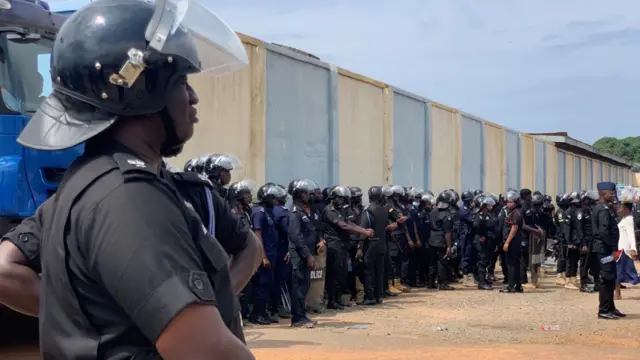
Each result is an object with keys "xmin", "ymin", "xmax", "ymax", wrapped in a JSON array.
[{"xmin": 596, "ymin": 182, "xmax": 616, "ymax": 191}]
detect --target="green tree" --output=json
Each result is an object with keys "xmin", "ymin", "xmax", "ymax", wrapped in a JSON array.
[{"xmin": 593, "ymin": 136, "xmax": 640, "ymax": 168}]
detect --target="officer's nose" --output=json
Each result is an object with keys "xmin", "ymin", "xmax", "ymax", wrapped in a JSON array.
[{"xmin": 187, "ymin": 84, "xmax": 199, "ymax": 106}]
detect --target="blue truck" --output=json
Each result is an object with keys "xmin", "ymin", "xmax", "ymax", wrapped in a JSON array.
[
  {"xmin": 0, "ymin": 0, "xmax": 82, "ymax": 341},
  {"xmin": 0, "ymin": 0, "xmax": 82, "ymax": 237}
]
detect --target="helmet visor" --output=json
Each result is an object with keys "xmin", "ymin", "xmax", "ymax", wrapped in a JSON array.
[
  {"xmin": 295, "ymin": 179, "xmax": 317, "ymax": 193},
  {"xmin": 235, "ymin": 179, "xmax": 257, "ymax": 194},
  {"xmin": 146, "ymin": 0, "xmax": 249, "ymax": 75},
  {"xmin": 213, "ymin": 154, "xmax": 243, "ymax": 170}
]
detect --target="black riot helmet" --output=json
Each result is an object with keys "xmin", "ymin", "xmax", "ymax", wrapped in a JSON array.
[
  {"xmin": 330, "ymin": 185, "xmax": 351, "ymax": 207},
  {"xmin": 183, "ymin": 158, "xmax": 198, "ymax": 172},
  {"xmin": 322, "ymin": 187, "xmax": 332, "ymax": 202},
  {"xmin": 531, "ymin": 194, "xmax": 544, "ymax": 206},
  {"xmin": 436, "ymin": 191, "xmax": 452, "ymax": 209},
  {"xmin": 289, "ymin": 179, "xmax": 317, "ymax": 199},
  {"xmin": 204, "ymin": 154, "xmax": 242, "ymax": 185},
  {"xmin": 556, "ymin": 194, "xmax": 563, "ymax": 204},
  {"xmin": 448, "ymin": 189, "xmax": 460, "ymax": 203},
  {"xmin": 368, "ymin": 186, "xmax": 384, "ymax": 203},
  {"xmin": 461, "ymin": 190, "xmax": 474, "ymax": 202},
  {"xmin": 231, "ymin": 180, "xmax": 257, "ymax": 205},
  {"xmin": 349, "ymin": 186, "xmax": 363, "ymax": 199},
  {"xmin": 543, "ymin": 195, "xmax": 552, "ymax": 203},
  {"xmin": 257, "ymin": 184, "xmax": 286, "ymax": 206},
  {"xmin": 18, "ymin": 0, "xmax": 248, "ymax": 153},
  {"xmin": 473, "ymin": 189, "xmax": 484, "ymax": 196},
  {"xmin": 569, "ymin": 191, "xmax": 581, "ymax": 205},
  {"xmin": 390, "ymin": 185, "xmax": 405, "ymax": 199}
]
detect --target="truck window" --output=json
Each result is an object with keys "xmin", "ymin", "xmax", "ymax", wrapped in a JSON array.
[{"xmin": 0, "ymin": 32, "xmax": 53, "ymax": 114}]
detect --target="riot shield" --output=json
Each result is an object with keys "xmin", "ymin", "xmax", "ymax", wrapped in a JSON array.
[
  {"xmin": 529, "ymin": 231, "xmax": 545, "ymax": 286},
  {"xmin": 305, "ymin": 250, "xmax": 327, "ymax": 311}
]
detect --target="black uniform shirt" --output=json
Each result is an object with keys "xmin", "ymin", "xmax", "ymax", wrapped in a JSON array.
[
  {"xmin": 429, "ymin": 208, "xmax": 453, "ymax": 248},
  {"xmin": 592, "ymin": 202, "xmax": 619, "ymax": 254},
  {"xmin": 574, "ymin": 207, "xmax": 592, "ymax": 248},
  {"xmin": 472, "ymin": 211, "xmax": 498, "ymax": 241},
  {"xmin": 502, "ymin": 208, "xmax": 523, "ymax": 242},
  {"xmin": 360, "ymin": 203, "xmax": 388, "ymax": 254},
  {"xmin": 38, "ymin": 147, "xmax": 244, "ymax": 359},
  {"xmin": 288, "ymin": 204, "xmax": 318, "ymax": 260},
  {"xmin": 323, "ymin": 203, "xmax": 350, "ymax": 245}
]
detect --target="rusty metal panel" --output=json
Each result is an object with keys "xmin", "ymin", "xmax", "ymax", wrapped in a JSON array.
[
  {"xmin": 520, "ymin": 134, "xmax": 534, "ymax": 190},
  {"xmin": 546, "ymin": 143, "xmax": 557, "ymax": 200},
  {"xmin": 338, "ymin": 74, "xmax": 385, "ymax": 194},
  {"xmin": 573, "ymin": 156, "xmax": 582, "ymax": 191},
  {"xmin": 580, "ymin": 157, "xmax": 588, "ymax": 189},
  {"xmin": 505, "ymin": 130, "xmax": 520, "ymax": 190},
  {"xmin": 429, "ymin": 102, "xmax": 461, "ymax": 193},
  {"xmin": 483, "ymin": 121, "xmax": 505, "ymax": 195},
  {"xmin": 557, "ymin": 150, "xmax": 566, "ymax": 194},
  {"xmin": 265, "ymin": 49, "xmax": 335, "ymax": 187},
  {"xmin": 586, "ymin": 159, "xmax": 593, "ymax": 189},
  {"xmin": 565, "ymin": 153, "xmax": 575, "ymax": 192},
  {"xmin": 181, "ymin": 42, "xmax": 266, "ymax": 183},
  {"xmin": 602, "ymin": 163, "xmax": 609, "ymax": 181},
  {"xmin": 459, "ymin": 113, "xmax": 484, "ymax": 191},
  {"xmin": 534, "ymin": 139, "xmax": 546, "ymax": 193},
  {"xmin": 393, "ymin": 91, "xmax": 429, "ymax": 189}
]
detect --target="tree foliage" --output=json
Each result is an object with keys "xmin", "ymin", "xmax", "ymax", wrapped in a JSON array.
[{"xmin": 593, "ymin": 137, "xmax": 640, "ymax": 170}]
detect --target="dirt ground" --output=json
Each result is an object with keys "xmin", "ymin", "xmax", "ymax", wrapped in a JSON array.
[{"xmin": 3, "ymin": 269, "xmax": 640, "ymax": 359}]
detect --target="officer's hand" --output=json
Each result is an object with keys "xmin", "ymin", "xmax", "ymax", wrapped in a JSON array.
[
  {"xmin": 317, "ymin": 240, "xmax": 326, "ymax": 253},
  {"xmin": 480, "ymin": 236, "xmax": 486, "ymax": 242},
  {"xmin": 446, "ymin": 247, "xmax": 452, "ymax": 257},
  {"xmin": 612, "ymin": 251, "xmax": 620, "ymax": 261},
  {"xmin": 284, "ymin": 252, "xmax": 291, "ymax": 264},
  {"xmin": 503, "ymin": 242, "xmax": 509, "ymax": 253},
  {"xmin": 262, "ymin": 257, "xmax": 271, "ymax": 268},
  {"xmin": 582, "ymin": 246, "xmax": 589, "ymax": 254},
  {"xmin": 397, "ymin": 216, "xmax": 408, "ymax": 224},
  {"xmin": 365, "ymin": 229, "xmax": 374, "ymax": 238},
  {"xmin": 388, "ymin": 223, "xmax": 399, "ymax": 232},
  {"xmin": 408, "ymin": 240, "xmax": 415, "ymax": 249},
  {"xmin": 631, "ymin": 250, "xmax": 637, "ymax": 259},
  {"xmin": 416, "ymin": 240, "xmax": 422, "ymax": 248},
  {"xmin": 356, "ymin": 248, "xmax": 363, "ymax": 259},
  {"xmin": 306, "ymin": 255, "xmax": 315, "ymax": 269},
  {"xmin": 568, "ymin": 244, "xmax": 576, "ymax": 249}
]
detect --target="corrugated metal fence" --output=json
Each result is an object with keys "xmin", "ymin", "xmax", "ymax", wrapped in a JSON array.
[{"xmin": 175, "ymin": 33, "xmax": 630, "ymax": 197}]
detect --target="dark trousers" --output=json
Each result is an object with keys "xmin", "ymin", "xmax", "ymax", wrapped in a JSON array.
[
  {"xmin": 251, "ymin": 263, "xmax": 275, "ymax": 317},
  {"xmin": 290, "ymin": 256, "xmax": 311, "ymax": 324},
  {"xmin": 428, "ymin": 246, "xmax": 450, "ymax": 285},
  {"xmin": 580, "ymin": 250, "xmax": 600, "ymax": 285},
  {"xmin": 506, "ymin": 240, "xmax": 522, "ymax": 288},
  {"xmin": 598, "ymin": 253, "xmax": 617, "ymax": 314},
  {"xmin": 565, "ymin": 247, "xmax": 580, "ymax": 277},
  {"xmin": 417, "ymin": 247, "xmax": 431, "ymax": 283},
  {"xmin": 556, "ymin": 245, "xmax": 567, "ymax": 274},
  {"xmin": 239, "ymin": 282, "xmax": 253, "ymax": 318},
  {"xmin": 487, "ymin": 245, "xmax": 498, "ymax": 276},
  {"xmin": 270, "ymin": 243, "xmax": 291, "ymax": 313},
  {"xmin": 520, "ymin": 244, "xmax": 529, "ymax": 283},
  {"xmin": 363, "ymin": 245, "xmax": 385, "ymax": 301},
  {"xmin": 326, "ymin": 242, "xmax": 349, "ymax": 304},
  {"xmin": 499, "ymin": 247, "xmax": 508, "ymax": 282},
  {"xmin": 390, "ymin": 234, "xmax": 407, "ymax": 280},
  {"xmin": 405, "ymin": 247, "xmax": 421, "ymax": 285},
  {"xmin": 347, "ymin": 245, "xmax": 366, "ymax": 299},
  {"xmin": 460, "ymin": 235, "xmax": 476, "ymax": 274},
  {"xmin": 475, "ymin": 240, "xmax": 491, "ymax": 284}
]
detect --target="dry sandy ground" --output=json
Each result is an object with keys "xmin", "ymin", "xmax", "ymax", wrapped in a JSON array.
[{"xmin": 3, "ymin": 271, "xmax": 640, "ymax": 359}]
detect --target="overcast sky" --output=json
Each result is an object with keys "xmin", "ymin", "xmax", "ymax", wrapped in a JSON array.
[{"xmin": 53, "ymin": 0, "xmax": 639, "ymax": 144}]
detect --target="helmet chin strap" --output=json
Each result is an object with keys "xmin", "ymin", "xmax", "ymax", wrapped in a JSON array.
[{"xmin": 159, "ymin": 107, "xmax": 185, "ymax": 157}]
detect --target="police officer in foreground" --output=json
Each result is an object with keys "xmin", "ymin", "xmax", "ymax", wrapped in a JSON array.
[
  {"xmin": 593, "ymin": 182, "xmax": 625, "ymax": 319},
  {"xmin": 287, "ymin": 179, "xmax": 320, "ymax": 328},
  {"xmin": 501, "ymin": 190, "xmax": 524, "ymax": 293},
  {"xmin": 472, "ymin": 195, "xmax": 497, "ymax": 290},
  {"xmin": 577, "ymin": 190, "xmax": 599, "ymax": 292},
  {"xmin": 15, "ymin": 0, "xmax": 258, "ymax": 357},
  {"xmin": 428, "ymin": 191, "xmax": 455, "ymax": 291},
  {"xmin": 323, "ymin": 186, "xmax": 374, "ymax": 310},
  {"xmin": 358, "ymin": 186, "xmax": 391, "ymax": 304}
]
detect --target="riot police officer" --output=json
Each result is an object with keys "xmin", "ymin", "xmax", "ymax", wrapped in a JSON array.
[
  {"xmin": 271, "ymin": 185, "xmax": 291, "ymax": 320},
  {"xmin": 472, "ymin": 196, "xmax": 498, "ymax": 290},
  {"xmin": 358, "ymin": 186, "xmax": 390, "ymax": 304},
  {"xmin": 287, "ymin": 179, "xmax": 320, "ymax": 328},
  {"xmin": 564, "ymin": 192, "xmax": 582, "ymax": 290},
  {"xmin": 405, "ymin": 188, "xmax": 424, "ymax": 287},
  {"xmin": 554, "ymin": 193, "xmax": 570, "ymax": 285},
  {"xmin": 577, "ymin": 190, "xmax": 599, "ymax": 292},
  {"xmin": 428, "ymin": 191, "xmax": 455, "ymax": 291},
  {"xmin": 250, "ymin": 184, "xmax": 286, "ymax": 325},
  {"xmin": 387, "ymin": 185, "xmax": 412, "ymax": 292},
  {"xmin": 323, "ymin": 186, "xmax": 373, "ymax": 310},
  {"xmin": 417, "ymin": 193, "xmax": 435, "ymax": 286},
  {"xmin": 347, "ymin": 186, "xmax": 366, "ymax": 303},
  {"xmin": 501, "ymin": 190, "xmax": 524, "ymax": 293},
  {"xmin": 459, "ymin": 190, "xmax": 476, "ymax": 286},
  {"xmin": 15, "ymin": 0, "xmax": 257, "ymax": 357}
]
